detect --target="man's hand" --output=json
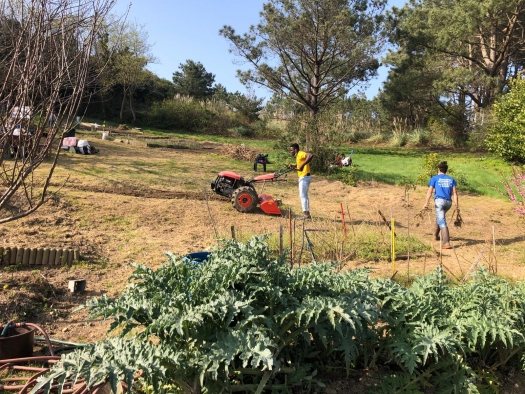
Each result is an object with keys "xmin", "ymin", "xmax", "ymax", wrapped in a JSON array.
[{"xmin": 287, "ymin": 164, "xmax": 296, "ymax": 170}]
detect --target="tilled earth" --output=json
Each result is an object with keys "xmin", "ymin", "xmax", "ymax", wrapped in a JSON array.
[{"xmin": 1, "ymin": 136, "xmax": 524, "ymax": 391}]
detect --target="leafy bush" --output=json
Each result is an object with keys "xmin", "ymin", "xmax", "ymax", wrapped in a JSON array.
[
  {"xmin": 35, "ymin": 238, "xmax": 380, "ymax": 393},
  {"xmin": 232, "ymin": 125, "xmax": 254, "ymax": 138},
  {"xmin": 486, "ymin": 76, "xmax": 525, "ymax": 163},
  {"xmin": 340, "ymin": 164, "xmax": 360, "ymax": 187},
  {"xmin": 146, "ymin": 96, "xmax": 239, "ymax": 133},
  {"xmin": 417, "ymin": 153, "xmax": 468, "ymax": 187},
  {"xmin": 346, "ymin": 130, "xmax": 369, "ymax": 143},
  {"xmin": 369, "ymin": 267, "xmax": 525, "ymax": 392},
  {"xmin": 310, "ymin": 145, "xmax": 338, "ymax": 173},
  {"xmin": 409, "ymin": 128, "xmax": 430, "ymax": 146},
  {"xmin": 417, "ymin": 153, "xmax": 442, "ymax": 185},
  {"xmin": 389, "ymin": 132, "xmax": 408, "ymax": 147},
  {"xmin": 34, "ymin": 239, "xmax": 525, "ymax": 393}
]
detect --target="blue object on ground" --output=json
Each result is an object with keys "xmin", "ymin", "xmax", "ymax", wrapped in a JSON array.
[{"xmin": 185, "ymin": 252, "xmax": 210, "ymax": 263}]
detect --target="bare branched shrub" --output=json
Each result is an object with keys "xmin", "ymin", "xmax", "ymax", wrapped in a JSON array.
[{"xmin": 0, "ymin": 0, "xmax": 116, "ymax": 223}]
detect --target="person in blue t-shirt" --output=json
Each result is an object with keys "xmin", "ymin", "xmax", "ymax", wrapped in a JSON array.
[{"xmin": 422, "ymin": 161, "xmax": 459, "ymax": 249}]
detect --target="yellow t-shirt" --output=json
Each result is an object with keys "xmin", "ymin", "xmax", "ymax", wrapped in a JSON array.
[{"xmin": 296, "ymin": 150, "xmax": 311, "ymax": 177}]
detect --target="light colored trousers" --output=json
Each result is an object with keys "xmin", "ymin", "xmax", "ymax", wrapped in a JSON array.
[
  {"xmin": 298, "ymin": 176, "xmax": 311, "ymax": 212},
  {"xmin": 435, "ymin": 198, "xmax": 452, "ymax": 228}
]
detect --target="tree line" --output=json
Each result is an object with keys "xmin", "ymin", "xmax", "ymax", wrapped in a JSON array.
[{"xmin": 81, "ymin": 0, "xmax": 525, "ymax": 163}]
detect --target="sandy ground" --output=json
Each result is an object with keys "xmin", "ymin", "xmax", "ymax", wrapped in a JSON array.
[{"xmin": 0, "ymin": 136, "xmax": 524, "ymax": 390}]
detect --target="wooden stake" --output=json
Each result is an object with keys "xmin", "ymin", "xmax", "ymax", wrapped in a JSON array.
[
  {"xmin": 10, "ymin": 247, "xmax": 17, "ymax": 265},
  {"xmin": 391, "ymin": 215, "xmax": 396, "ymax": 275},
  {"xmin": 279, "ymin": 225, "xmax": 283, "ymax": 255},
  {"xmin": 36, "ymin": 248, "xmax": 43, "ymax": 265},
  {"xmin": 231, "ymin": 225, "xmax": 236, "ymax": 240},
  {"xmin": 289, "ymin": 208, "xmax": 293, "ymax": 265},
  {"xmin": 441, "ymin": 262, "xmax": 460, "ymax": 281},
  {"xmin": 462, "ymin": 248, "xmax": 486, "ymax": 283},
  {"xmin": 22, "ymin": 248, "xmax": 30, "ymax": 265},
  {"xmin": 29, "ymin": 248, "xmax": 37, "ymax": 265},
  {"xmin": 203, "ymin": 188, "xmax": 219, "ymax": 241},
  {"xmin": 406, "ymin": 192, "xmax": 410, "ymax": 280},
  {"xmin": 42, "ymin": 248, "xmax": 49, "ymax": 265},
  {"xmin": 340, "ymin": 203, "xmax": 347, "ymax": 238},
  {"xmin": 346, "ymin": 205, "xmax": 356, "ymax": 237},
  {"xmin": 492, "ymin": 225, "xmax": 497, "ymax": 274}
]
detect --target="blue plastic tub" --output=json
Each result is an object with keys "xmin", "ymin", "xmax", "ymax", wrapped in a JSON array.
[{"xmin": 185, "ymin": 252, "xmax": 211, "ymax": 264}]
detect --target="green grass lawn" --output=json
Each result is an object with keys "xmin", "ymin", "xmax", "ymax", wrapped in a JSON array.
[
  {"xmin": 347, "ymin": 148, "xmax": 512, "ymax": 199},
  {"xmin": 81, "ymin": 118, "xmax": 516, "ymax": 200}
]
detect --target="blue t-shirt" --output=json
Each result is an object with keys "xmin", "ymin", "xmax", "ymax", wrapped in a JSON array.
[{"xmin": 428, "ymin": 174, "xmax": 456, "ymax": 200}]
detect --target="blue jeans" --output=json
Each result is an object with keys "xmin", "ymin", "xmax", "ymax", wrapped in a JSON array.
[
  {"xmin": 298, "ymin": 176, "xmax": 311, "ymax": 212},
  {"xmin": 435, "ymin": 198, "xmax": 452, "ymax": 228}
]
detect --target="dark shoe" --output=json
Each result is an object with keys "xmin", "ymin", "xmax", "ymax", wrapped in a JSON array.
[{"xmin": 298, "ymin": 215, "xmax": 312, "ymax": 220}]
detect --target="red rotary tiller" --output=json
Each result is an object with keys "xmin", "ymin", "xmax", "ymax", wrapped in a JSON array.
[{"xmin": 210, "ymin": 168, "xmax": 293, "ymax": 215}]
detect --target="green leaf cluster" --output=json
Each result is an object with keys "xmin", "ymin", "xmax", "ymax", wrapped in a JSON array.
[
  {"xmin": 370, "ymin": 267, "xmax": 525, "ymax": 392},
  {"xmin": 486, "ymin": 77, "xmax": 525, "ymax": 163},
  {"xmin": 417, "ymin": 153, "xmax": 467, "ymax": 187},
  {"xmin": 34, "ymin": 239, "xmax": 525, "ymax": 393},
  {"xmin": 37, "ymin": 237, "xmax": 380, "ymax": 393}
]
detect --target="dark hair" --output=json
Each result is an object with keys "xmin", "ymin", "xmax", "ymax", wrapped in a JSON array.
[
  {"xmin": 290, "ymin": 143, "xmax": 299, "ymax": 150},
  {"xmin": 438, "ymin": 161, "xmax": 448, "ymax": 173}
]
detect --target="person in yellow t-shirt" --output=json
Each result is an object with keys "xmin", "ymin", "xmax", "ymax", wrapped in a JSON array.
[{"xmin": 288, "ymin": 143, "xmax": 313, "ymax": 220}]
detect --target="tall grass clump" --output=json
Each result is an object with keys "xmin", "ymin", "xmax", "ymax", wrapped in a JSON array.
[
  {"xmin": 409, "ymin": 128, "xmax": 430, "ymax": 146},
  {"xmin": 389, "ymin": 132, "xmax": 408, "ymax": 147},
  {"xmin": 146, "ymin": 95, "xmax": 239, "ymax": 133}
]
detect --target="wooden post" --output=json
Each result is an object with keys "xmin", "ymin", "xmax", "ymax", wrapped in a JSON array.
[
  {"xmin": 74, "ymin": 249, "xmax": 80, "ymax": 262},
  {"xmin": 289, "ymin": 208, "xmax": 293, "ymax": 265},
  {"xmin": 16, "ymin": 247, "xmax": 24, "ymax": 265},
  {"xmin": 340, "ymin": 203, "xmax": 347, "ymax": 238},
  {"xmin": 48, "ymin": 249, "xmax": 56, "ymax": 266},
  {"xmin": 54, "ymin": 249, "xmax": 63, "ymax": 265},
  {"xmin": 36, "ymin": 248, "xmax": 43, "ymax": 265},
  {"xmin": 29, "ymin": 248, "xmax": 37, "ymax": 265},
  {"xmin": 492, "ymin": 225, "xmax": 497, "ymax": 274},
  {"xmin": 42, "ymin": 248, "xmax": 50, "ymax": 265},
  {"xmin": 406, "ymin": 192, "xmax": 410, "ymax": 280},
  {"xmin": 4, "ymin": 247, "xmax": 11, "ymax": 266},
  {"xmin": 22, "ymin": 248, "xmax": 30, "ymax": 265},
  {"xmin": 391, "ymin": 217, "xmax": 396, "ymax": 275},
  {"xmin": 67, "ymin": 250, "xmax": 74, "ymax": 264},
  {"xmin": 0, "ymin": 247, "xmax": 4, "ymax": 265},
  {"xmin": 231, "ymin": 225, "xmax": 236, "ymax": 240},
  {"xmin": 279, "ymin": 225, "xmax": 283, "ymax": 255},
  {"xmin": 10, "ymin": 247, "xmax": 17, "ymax": 265}
]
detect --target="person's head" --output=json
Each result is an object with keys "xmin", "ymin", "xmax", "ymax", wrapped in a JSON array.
[
  {"xmin": 437, "ymin": 161, "xmax": 448, "ymax": 174},
  {"xmin": 289, "ymin": 143, "xmax": 299, "ymax": 156}
]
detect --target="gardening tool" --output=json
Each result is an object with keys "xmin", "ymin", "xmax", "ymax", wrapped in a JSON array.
[{"xmin": 210, "ymin": 167, "xmax": 293, "ymax": 215}]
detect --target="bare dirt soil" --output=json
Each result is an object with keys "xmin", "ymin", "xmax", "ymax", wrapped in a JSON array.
[{"xmin": 1, "ymin": 135, "xmax": 524, "ymax": 391}]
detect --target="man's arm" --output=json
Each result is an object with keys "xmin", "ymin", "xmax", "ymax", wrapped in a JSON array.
[
  {"xmin": 298, "ymin": 152, "xmax": 313, "ymax": 171},
  {"xmin": 452, "ymin": 186, "xmax": 459, "ymax": 210},
  {"xmin": 423, "ymin": 186, "xmax": 434, "ymax": 209}
]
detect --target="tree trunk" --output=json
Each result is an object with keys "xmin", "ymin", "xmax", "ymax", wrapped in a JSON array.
[
  {"xmin": 129, "ymin": 89, "xmax": 136, "ymax": 122},
  {"xmin": 120, "ymin": 87, "xmax": 127, "ymax": 121}
]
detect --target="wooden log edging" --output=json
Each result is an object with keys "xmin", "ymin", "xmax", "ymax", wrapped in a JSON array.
[{"xmin": 0, "ymin": 247, "xmax": 80, "ymax": 266}]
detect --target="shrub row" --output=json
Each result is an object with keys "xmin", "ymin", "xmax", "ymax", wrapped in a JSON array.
[{"xmin": 35, "ymin": 237, "xmax": 525, "ymax": 393}]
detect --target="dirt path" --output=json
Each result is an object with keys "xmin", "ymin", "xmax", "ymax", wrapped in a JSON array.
[{"xmin": 0, "ymin": 137, "xmax": 524, "ymax": 345}]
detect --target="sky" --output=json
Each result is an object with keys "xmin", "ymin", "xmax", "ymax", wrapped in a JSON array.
[{"xmin": 113, "ymin": 0, "xmax": 407, "ymax": 100}]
